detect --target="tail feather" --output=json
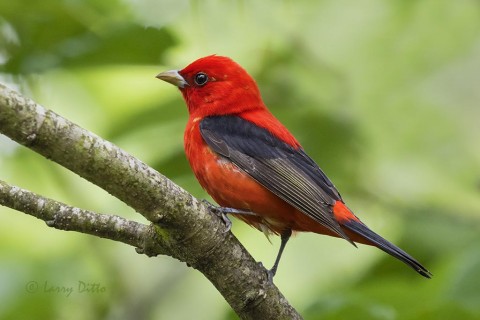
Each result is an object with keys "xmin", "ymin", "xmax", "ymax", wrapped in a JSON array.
[{"xmin": 343, "ymin": 219, "xmax": 432, "ymax": 278}]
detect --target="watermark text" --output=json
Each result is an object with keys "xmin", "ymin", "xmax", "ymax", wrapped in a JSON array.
[{"xmin": 25, "ymin": 281, "xmax": 106, "ymax": 297}]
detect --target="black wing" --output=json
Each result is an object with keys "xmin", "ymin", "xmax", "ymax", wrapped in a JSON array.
[{"xmin": 200, "ymin": 115, "xmax": 352, "ymax": 242}]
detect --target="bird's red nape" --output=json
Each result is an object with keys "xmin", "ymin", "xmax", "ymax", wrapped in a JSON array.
[{"xmin": 156, "ymin": 55, "xmax": 432, "ymax": 279}]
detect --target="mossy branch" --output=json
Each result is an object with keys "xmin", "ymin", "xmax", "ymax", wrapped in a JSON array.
[{"xmin": 0, "ymin": 83, "xmax": 302, "ymax": 320}]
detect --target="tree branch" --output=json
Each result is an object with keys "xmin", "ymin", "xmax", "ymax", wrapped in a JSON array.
[
  {"xmin": 0, "ymin": 179, "xmax": 167, "ymax": 256},
  {"xmin": 0, "ymin": 83, "xmax": 302, "ymax": 320}
]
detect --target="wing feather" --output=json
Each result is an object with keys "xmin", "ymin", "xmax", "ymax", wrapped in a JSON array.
[{"xmin": 200, "ymin": 116, "xmax": 352, "ymax": 242}]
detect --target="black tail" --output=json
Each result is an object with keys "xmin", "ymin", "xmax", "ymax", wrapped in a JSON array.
[{"xmin": 343, "ymin": 219, "xmax": 432, "ymax": 278}]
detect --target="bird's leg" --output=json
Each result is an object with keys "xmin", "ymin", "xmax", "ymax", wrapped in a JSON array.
[
  {"xmin": 201, "ymin": 199, "xmax": 256, "ymax": 233},
  {"xmin": 216, "ymin": 207, "xmax": 257, "ymax": 216},
  {"xmin": 267, "ymin": 228, "xmax": 292, "ymax": 281}
]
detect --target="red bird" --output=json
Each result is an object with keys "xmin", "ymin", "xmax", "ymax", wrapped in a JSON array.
[{"xmin": 156, "ymin": 55, "xmax": 431, "ymax": 278}]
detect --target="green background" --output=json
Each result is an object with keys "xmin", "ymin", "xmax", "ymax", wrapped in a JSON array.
[{"xmin": 1, "ymin": 1, "xmax": 479, "ymax": 319}]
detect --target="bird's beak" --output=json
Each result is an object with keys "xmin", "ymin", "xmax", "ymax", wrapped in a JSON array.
[{"xmin": 156, "ymin": 70, "xmax": 188, "ymax": 88}]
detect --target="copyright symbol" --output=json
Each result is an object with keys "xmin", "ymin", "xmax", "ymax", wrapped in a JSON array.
[{"xmin": 25, "ymin": 281, "xmax": 38, "ymax": 293}]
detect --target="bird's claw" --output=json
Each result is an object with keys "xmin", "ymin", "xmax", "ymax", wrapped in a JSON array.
[
  {"xmin": 202, "ymin": 200, "xmax": 257, "ymax": 233},
  {"xmin": 218, "ymin": 211, "xmax": 232, "ymax": 233},
  {"xmin": 202, "ymin": 200, "xmax": 233, "ymax": 233},
  {"xmin": 266, "ymin": 269, "xmax": 275, "ymax": 283},
  {"xmin": 257, "ymin": 261, "xmax": 275, "ymax": 283}
]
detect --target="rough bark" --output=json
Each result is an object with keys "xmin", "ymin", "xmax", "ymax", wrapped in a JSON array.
[{"xmin": 0, "ymin": 83, "xmax": 302, "ymax": 320}]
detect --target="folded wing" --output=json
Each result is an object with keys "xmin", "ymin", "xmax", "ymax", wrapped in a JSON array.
[{"xmin": 200, "ymin": 115, "xmax": 352, "ymax": 243}]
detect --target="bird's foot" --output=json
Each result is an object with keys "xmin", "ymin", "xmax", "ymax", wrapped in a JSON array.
[
  {"xmin": 202, "ymin": 200, "xmax": 257, "ymax": 233},
  {"xmin": 257, "ymin": 261, "xmax": 276, "ymax": 283},
  {"xmin": 266, "ymin": 270, "xmax": 275, "ymax": 283},
  {"xmin": 216, "ymin": 209, "xmax": 233, "ymax": 233},
  {"xmin": 202, "ymin": 200, "xmax": 232, "ymax": 232}
]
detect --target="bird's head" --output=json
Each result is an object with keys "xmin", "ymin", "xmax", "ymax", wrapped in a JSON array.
[{"xmin": 156, "ymin": 55, "xmax": 265, "ymax": 117}]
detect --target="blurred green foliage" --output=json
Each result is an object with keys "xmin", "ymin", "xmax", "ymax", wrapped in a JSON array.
[{"xmin": 1, "ymin": 0, "xmax": 480, "ymax": 319}]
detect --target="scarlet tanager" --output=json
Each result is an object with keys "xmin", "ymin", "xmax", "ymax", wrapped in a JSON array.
[{"xmin": 156, "ymin": 55, "xmax": 431, "ymax": 278}]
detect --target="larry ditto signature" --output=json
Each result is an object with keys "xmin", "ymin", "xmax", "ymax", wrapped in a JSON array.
[{"xmin": 25, "ymin": 281, "xmax": 106, "ymax": 297}]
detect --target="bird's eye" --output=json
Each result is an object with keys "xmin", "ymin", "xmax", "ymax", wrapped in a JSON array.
[{"xmin": 194, "ymin": 72, "xmax": 208, "ymax": 86}]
